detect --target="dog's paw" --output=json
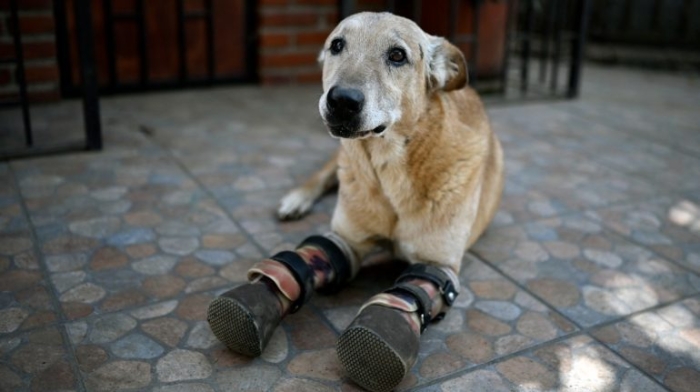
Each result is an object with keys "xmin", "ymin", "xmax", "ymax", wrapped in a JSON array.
[{"xmin": 277, "ymin": 188, "xmax": 315, "ymax": 220}]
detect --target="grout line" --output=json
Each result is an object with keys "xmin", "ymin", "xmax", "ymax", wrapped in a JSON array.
[
  {"xmin": 8, "ymin": 163, "xmax": 88, "ymax": 392},
  {"xmin": 452, "ymin": 250, "xmax": 697, "ymax": 392}
]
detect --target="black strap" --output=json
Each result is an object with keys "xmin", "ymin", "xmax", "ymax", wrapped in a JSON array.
[
  {"xmin": 385, "ymin": 283, "xmax": 433, "ymax": 333},
  {"xmin": 397, "ymin": 264, "xmax": 459, "ymax": 308},
  {"xmin": 270, "ymin": 251, "xmax": 314, "ymax": 313},
  {"xmin": 299, "ymin": 235, "xmax": 351, "ymax": 294}
]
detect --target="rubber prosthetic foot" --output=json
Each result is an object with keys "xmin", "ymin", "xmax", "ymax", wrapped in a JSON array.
[
  {"xmin": 207, "ymin": 282, "xmax": 283, "ymax": 357},
  {"xmin": 337, "ymin": 305, "xmax": 420, "ymax": 392}
]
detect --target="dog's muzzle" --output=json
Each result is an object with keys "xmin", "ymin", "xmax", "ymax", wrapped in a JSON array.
[{"xmin": 325, "ymin": 86, "xmax": 365, "ymax": 138}]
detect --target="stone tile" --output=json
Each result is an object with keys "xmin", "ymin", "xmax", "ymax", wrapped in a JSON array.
[
  {"xmin": 11, "ymin": 151, "xmax": 259, "ymax": 321},
  {"xmin": 587, "ymin": 196, "xmax": 700, "ymax": 273},
  {"xmin": 141, "ymin": 317, "xmax": 189, "ymax": 347},
  {"xmin": 287, "ymin": 348, "xmax": 343, "ymax": 381},
  {"xmin": 592, "ymin": 298, "xmax": 700, "ymax": 392},
  {"xmin": 317, "ymin": 255, "xmax": 577, "ymax": 387},
  {"xmin": 156, "ymin": 349, "xmax": 212, "ymax": 382},
  {"xmin": 84, "ymin": 360, "xmax": 152, "ymax": 391},
  {"xmin": 432, "ymin": 335, "xmax": 665, "ymax": 392},
  {"xmin": 3, "ymin": 68, "xmax": 700, "ymax": 391},
  {"xmin": 0, "ymin": 234, "xmax": 59, "ymax": 332},
  {"xmin": 507, "ymin": 141, "xmax": 658, "ymax": 213},
  {"xmin": 473, "ymin": 215, "xmax": 700, "ymax": 327},
  {"xmin": 0, "ymin": 326, "xmax": 78, "ymax": 391},
  {"xmin": 215, "ymin": 363, "xmax": 283, "ymax": 391}
]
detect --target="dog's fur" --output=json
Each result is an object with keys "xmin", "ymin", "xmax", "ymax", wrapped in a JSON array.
[{"xmin": 278, "ymin": 12, "xmax": 504, "ymax": 274}]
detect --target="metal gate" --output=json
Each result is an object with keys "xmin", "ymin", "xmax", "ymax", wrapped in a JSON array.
[
  {"xmin": 54, "ymin": 0, "xmax": 258, "ymax": 96},
  {"xmin": 1, "ymin": 0, "xmax": 101, "ymax": 159},
  {"xmin": 342, "ymin": 0, "xmax": 592, "ymax": 101}
]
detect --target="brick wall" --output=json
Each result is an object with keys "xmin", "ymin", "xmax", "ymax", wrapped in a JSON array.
[
  {"xmin": 258, "ymin": 0, "xmax": 338, "ymax": 84},
  {"xmin": 0, "ymin": 0, "xmax": 60, "ymax": 102},
  {"xmin": 0, "ymin": 0, "xmax": 378, "ymax": 100}
]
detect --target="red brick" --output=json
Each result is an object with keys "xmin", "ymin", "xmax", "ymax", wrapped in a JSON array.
[
  {"xmin": 24, "ymin": 64, "xmax": 59, "ymax": 83},
  {"xmin": 23, "ymin": 42, "xmax": 56, "ymax": 59},
  {"xmin": 19, "ymin": 15, "xmax": 55, "ymax": 34},
  {"xmin": 260, "ymin": 32, "xmax": 291, "ymax": 48},
  {"xmin": 0, "ymin": 89, "xmax": 60, "ymax": 103},
  {"xmin": 261, "ymin": 52, "xmax": 317, "ymax": 68},
  {"xmin": 296, "ymin": 31, "xmax": 328, "ymax": 46},
  {"xmin": 0, "ymin": 68, "xmax": 11, "ymax": 85},
  {"xmin": 325, "ymin": 10, "xmax": 339, "ymax": 25},
  {"xmin": 262, "ymin": 74, "xmax": 293, "ymax": 85},
  {"xmin": 28, "ymin": 89, "xmax": 60, "ymax": 103},
  {"xmin": 0, "ymin": 42, "xmax": 56, "ymax": 60},
  {"xmin": 297, "ymin": 70, "xmax": 322, "ymax": 83},
  {"xmin": 261, "ymin": 12, "xmax": 318, "ymax": 27}
]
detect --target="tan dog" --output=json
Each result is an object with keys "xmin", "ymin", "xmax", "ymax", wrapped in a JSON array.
[
  {"xmin": 278, "ymin": 12, "xmax": 504, "ymax": 275},
  {"xmin": 207, "ymin": 13, "xmax": 506, "ymax": 392}
]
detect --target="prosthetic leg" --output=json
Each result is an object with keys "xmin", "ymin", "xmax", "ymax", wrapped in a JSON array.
[
  {"xmin": 337, "ymin": 264, "xmax": 460, "ymax": 392},
  {"xmin": 207, "ymin": 234, "xmax": 356, "ymax": 356}
]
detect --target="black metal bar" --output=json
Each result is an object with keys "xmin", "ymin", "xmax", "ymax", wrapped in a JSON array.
[
  {"xmin": 452, "ymin": 34, "xmax": 478, "ymax": 44},
  {"xmin": 567, "ymin": 0, "xmax": 591, "ymax": 98},
  {"xmin": 620, "ymin": 0, "xmax": 633, "ymax": 35},
  {"xmin": 650, "ymin": 0, "xmax": 663, "ymax": 30},
  {"xmin": 550, "ymin": 0, "xmax": 566, "ymax": 93},
  {"xmin": 499, "ymin": 0, "xmax": 515, "ymax": 93},
  {"xmin": 448, "ymin": 0, "xmax": 459, "ymax": 42},
  {"xmin": 412, "ymin": 0, "xmax": 422, "ymax": 22},
  {"xmin": 470, "ymin": 0, "xmax": 481, "ymax": 87},
  {"xmin": 113, "ymin": 13, "xmax": 138, "ymax": 19},
  {"xmin": 177, "ymin": 0, "xmax": 188, "ymax": 82},
  {"xmin": 9, "ymin": 0, "xmax": 33, "ymax": 147},
  {"xmin": 539, "ymin": 0, "xmax": 556, "ymax": 83},
  {"xmin": 103, "ymin": 0, "xmax": 118, "ymax": 88},
  {"xmin": 339, "ymin": 0, "xmax": 356, "ymax": 19},
  {"xmin": 245, "ymin": 0, "xmax": 259, "ymax": 82},
  {"xmin": 205, "ymin": 0, "xmax": 215, "ymax": 81},
  {"xmin": 520, "ymin": 0, "xmax": 535, "ymax": 93},
  {"xmin": 73, "ymin": 0, "xmax": 102, "ymax": 150},
  {"xmin": 185, "ymin": 11, "xmax": 209, "ymax": 18},
  {"xmin": 679, "ymin": 0, "xmax": 692, "ymax": 40},
  {"xmin": 53, "ymin": 0, "xmax": 74, "ymax": 97},
  {"xmin": 137, "ymin": 0, "xmax": 148, "ymax": 86}
]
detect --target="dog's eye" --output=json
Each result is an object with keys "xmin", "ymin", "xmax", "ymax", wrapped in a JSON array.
[
  {"xmin": 330, "ymin": 38, "xmax": 345, "ymax": 55},
  {"xmin": 388, "ymin": 48, "xmax": 407, "ymax": 65}
]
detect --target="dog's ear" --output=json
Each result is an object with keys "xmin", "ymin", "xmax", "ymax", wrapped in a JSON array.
[{"xmin": 426, "ymin": 36, "xmax": 468, "ymax": 92}]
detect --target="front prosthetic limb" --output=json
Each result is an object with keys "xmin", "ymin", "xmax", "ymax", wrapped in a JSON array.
[
  {"xmin": 337, "ymin": 264, "xmax": 460, "ymax": 392},
  {"xmin": 207, "ymin": 234, "xmax": 354, "ymax": 356}
]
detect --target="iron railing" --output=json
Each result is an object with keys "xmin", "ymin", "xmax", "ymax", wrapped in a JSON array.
[
  {"xmin": 1, "ymin": 0, "xmax": 101, "ymax": 159},
  {"xmin": 340, "ymin": 0, "xmax": 592, "ymax": 101},
  {"xmin": 588, "ymin": 0, "xmax": 700, "ymax": 49},
  {"xmin": 54, "ymin": 0, "xmax": 258, "ymax": 96}
]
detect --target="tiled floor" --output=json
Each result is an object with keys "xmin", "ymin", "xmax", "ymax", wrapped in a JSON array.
[{"xmin": 1, "ymin": 64, "xmax": 699, "ymax": 391}]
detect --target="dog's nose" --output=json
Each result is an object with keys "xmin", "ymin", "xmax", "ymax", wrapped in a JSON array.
[{"xmin": 327, "ymin": 86, "xmax": 364, "ymax": 120}]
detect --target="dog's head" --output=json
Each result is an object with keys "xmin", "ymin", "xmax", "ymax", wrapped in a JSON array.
[{"xmin": 318, "ymin": 12, "xmax": 467, "ymax": 139}]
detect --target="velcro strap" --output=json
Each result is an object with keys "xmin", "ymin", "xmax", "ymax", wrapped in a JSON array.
[
  {"xmin": 270, "ymin": 251, "xmax": 313, "ymax": 313},
  {"xmin": 397, "ymin": 264, "xmax": 459, "ymax": 307},
  {"xmin": 385, "ymin": 283, "xmax": 433, "ymax": 333},
  {"xmin": 299, "ymin": 235, "xmax": 351, "ymax": 294}
]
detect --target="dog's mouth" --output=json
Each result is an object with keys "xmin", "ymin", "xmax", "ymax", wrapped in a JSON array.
[{"xmin": 328, "ymin": 124, "xmax": 387, "ymax": 139}]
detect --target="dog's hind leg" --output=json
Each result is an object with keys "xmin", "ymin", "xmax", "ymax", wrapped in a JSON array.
[{"xmin": 277, "ymin": 150, "xmax": 339, "ymax": 220}]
